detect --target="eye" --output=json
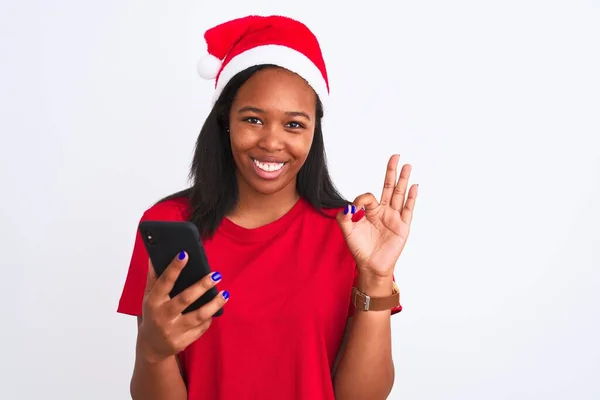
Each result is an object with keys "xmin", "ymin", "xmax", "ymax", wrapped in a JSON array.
[
  {"xmin": 243, "ymin": 117, "xmax": 263, "ymax": 125},
  {"xmin": 286, "ymin": 121, "xmax": 305, "ymax": 129}
]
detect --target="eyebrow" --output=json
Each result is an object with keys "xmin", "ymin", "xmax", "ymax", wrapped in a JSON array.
[{"xmin": 237, "ymin": 106, "xmax": 311, "ymax": 121}]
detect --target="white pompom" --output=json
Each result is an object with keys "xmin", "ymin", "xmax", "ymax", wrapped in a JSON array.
[{"xmin": 196, "ymin": 54, "xmax": 222, "ymax": 79}]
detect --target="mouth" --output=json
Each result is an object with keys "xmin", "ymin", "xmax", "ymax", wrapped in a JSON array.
[
  {"xmin": 252, "ymin": 158, "xmax": 286, "ymax": 172},
  {"xmin": 250, "ymin": 157, "xmax": 287, "ymax": 180}
]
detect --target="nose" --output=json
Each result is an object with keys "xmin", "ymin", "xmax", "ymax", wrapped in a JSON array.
[{"xmin": 257, "ymin": 124, "xmax": 285, "ymax": 153}]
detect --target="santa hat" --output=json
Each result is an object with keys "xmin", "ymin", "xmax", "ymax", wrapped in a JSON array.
[{"xmin": 196, "ymin": 15, "xmax": 330, "ymax": 109}]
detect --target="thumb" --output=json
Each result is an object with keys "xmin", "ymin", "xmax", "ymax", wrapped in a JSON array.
[
  {"xmin": 336, "ymin": 203, "xmax": 356, "ymax": 235},
  {"xmin": 144, "ymin": 258, "xmax": 158, "ymax": 296}
]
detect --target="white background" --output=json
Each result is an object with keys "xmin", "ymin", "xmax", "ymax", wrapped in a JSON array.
[{"xmin": 1, "ymin": 1, "xmax": 599, "ymax": 399}]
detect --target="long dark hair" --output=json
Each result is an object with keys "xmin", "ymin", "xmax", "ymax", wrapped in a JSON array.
[{"xmin": 158, "ymin": 64, "xmax": 348, "ymax": 238}]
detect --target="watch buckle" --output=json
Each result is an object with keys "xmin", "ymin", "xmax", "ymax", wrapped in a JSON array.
[
  {"xmin": 352, "ymin": 287, "xmax": 371, "ymax": 311},
  {"xmin": 362, "ymin": 294, "xmax": 371, "ymax": 311}
]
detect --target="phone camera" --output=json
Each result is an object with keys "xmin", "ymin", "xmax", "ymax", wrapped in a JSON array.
[{"xmin": 145, "ymin": 232, "xmax": 155, "ymax": 245}]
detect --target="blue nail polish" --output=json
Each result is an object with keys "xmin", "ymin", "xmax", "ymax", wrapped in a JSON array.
[
  {"xmin": 211, "ymin": 272, "xmax": 222, "ymax": 282},
  {"xmin": 222, "ymin": 290, "xmax": 230, "ymax": 300},
  {"xmin": 178, "ymin": 251, "xmax": 186, "ymax": 260},
  {"xmin": 344, "ymin": 204, "xmax": 350, "ymax": 215},
  {"xmin": 351, "ymin": 205, "xmax": 357, "ymax": 214}
]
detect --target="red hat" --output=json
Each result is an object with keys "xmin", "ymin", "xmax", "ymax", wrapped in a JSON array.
[{"xmin": 196, "ymin": 15, "xmax": 330, "ymax": 109}]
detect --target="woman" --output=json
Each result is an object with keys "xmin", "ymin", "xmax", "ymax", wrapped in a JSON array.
[{"xmin": 117, "ymin": 15, "xmax": 418, "ymax": 400}]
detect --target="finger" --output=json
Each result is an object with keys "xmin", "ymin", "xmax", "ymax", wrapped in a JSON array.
[
  {"xmin": 167, "ymin": 271, "xmax": 223, "ymax": 316},
  {"xmin": 149, "ymin": 251, "xmax": 188, "ymax": 302},
  {"xmin": 336, "ymin": 202, "xmax": 354, "ymax": 223},
  {"xmin": 144, "ymin": 258, "xmax": 158, "ymax": 296},
  {"xmin": 337, "ymin": 193, "xmax": 379, "ymax": 235},
  {"xmin": 352, "ymin": 192, "xmax": 379, "ymax": 215},
  {"xmin": 401, "ymin": 184, "xmax": 419, "ymax": 224},
  {"xmin": 380, "ymin": 154, "xmax": 400, "ymax": 207},
  {"xmin": 390, "ymin": 164, "xmax": 412, "ymax": 211},
  {"xmin": 179, "ymin": 290, "xmax": 230, "ymax": 330},
  {"xmin": 178, "ymin": 318, "xmax": 213, "ymax": 348},
  {"xmin": 336, "ymin": 201, "xmax": 365, "ymax": 235}
]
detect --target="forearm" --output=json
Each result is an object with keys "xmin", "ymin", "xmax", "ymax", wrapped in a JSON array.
[
  {"xmin": 333, "ymin": 273, "xmax": 395, "ymax": 400},
  {"xmin": 131, "ymin": 336, "xmax": 187, "ymax": 400}
]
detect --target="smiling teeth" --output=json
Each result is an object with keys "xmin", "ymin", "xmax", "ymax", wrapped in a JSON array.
[{"xmin": 253, "ymin": 159, "xmax": 285, "ymax": 172}]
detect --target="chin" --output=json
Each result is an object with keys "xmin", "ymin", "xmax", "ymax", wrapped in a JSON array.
[
  {"xmin": 252, "ymin": 184, "xmax": 286, "ymax": 196},
  {"xmin": 248, "ymin": 176, "xmax": 294, "ymax": 196},
  {"xmin": 240, "ymin": 164, "xmax": 296, "ymax": 196}
]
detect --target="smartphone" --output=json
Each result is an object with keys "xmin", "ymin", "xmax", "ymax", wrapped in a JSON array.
[{"xmin": 138, "ymin": 220, "xmax": 223, "ymax": 316}]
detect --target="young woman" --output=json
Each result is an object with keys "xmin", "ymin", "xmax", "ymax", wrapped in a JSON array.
[{"xmin": 117, "ymin": 15, "xmax": 418, "ymax": 400}]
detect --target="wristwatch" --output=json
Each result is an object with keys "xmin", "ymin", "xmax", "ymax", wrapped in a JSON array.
[{"xmin": 351, "ymin": 281, "xmax": 400, "ymax": 312}]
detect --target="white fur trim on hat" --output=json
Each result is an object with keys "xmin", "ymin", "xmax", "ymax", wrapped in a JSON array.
[
  {"xmin": 211, "ymin": 44, "xmax": 329, "ymax": 110},
  {"xmin": 197, "ymin": 54, "xmax": 222, "ymax": 79}
]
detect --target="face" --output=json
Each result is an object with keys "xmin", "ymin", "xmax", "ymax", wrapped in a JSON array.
[{"xmin": 228, "ymin": 67, "xmax": 317, "ymax": 197}]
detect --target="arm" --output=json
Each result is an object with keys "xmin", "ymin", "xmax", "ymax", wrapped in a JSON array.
[
  {"xmin": 333, "ymin": 154, "xmax": 418, "ymax": 399},
  {"xmin": 130, "ymin": 317, "xmax": 188, "ymax": 400},
  {"xmin": 332, "ymin": 273, "xmax": 395, "ymax": 400}
]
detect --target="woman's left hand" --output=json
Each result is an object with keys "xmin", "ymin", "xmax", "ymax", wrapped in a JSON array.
[{"xmin": 337, "ymin": 154, "xmax": 419, "ymax": 280}]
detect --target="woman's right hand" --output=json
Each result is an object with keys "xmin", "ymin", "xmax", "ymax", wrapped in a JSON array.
[{"xmin": 137, "ymin": 251, "xmax": 229, "ymax": 364}]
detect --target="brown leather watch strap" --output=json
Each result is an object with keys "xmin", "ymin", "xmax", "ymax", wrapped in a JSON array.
[{"xmin": 351, "ymin": 282, "xmax": 400, "ymax": 312}]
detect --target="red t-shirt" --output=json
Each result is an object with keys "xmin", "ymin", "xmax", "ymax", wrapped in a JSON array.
[{"xmin": 117, "ymin": 197, "xmax": 401, "ymax": 399}]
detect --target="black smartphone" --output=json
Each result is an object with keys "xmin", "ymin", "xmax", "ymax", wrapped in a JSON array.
[{"xmin": 138, "ymin": 220, "xmax": 223, "ymax": 316}]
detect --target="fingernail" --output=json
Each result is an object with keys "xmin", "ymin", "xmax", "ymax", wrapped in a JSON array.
[
  {"xmin": 351, "ymin": 205, "xmax": 357, "ymax": 214},
  {"xmin": 211, "ymin": 272, "xmax": 222, "ymax": 282},
  {"xmin": 222, "ymin": 291, "xmax": 230, "ymax": 300},
  {"xmin": 178, "ymin": 251, "xmax": 186, "ymax": 260},
  {"xmin": 344, "ymin": 204, "xmax": 350, "ymax": 215}
]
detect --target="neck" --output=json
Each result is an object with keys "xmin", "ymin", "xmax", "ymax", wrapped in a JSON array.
[{"xmin": 228, "ymin": 175, "xmax": 300, "ymax": 229}]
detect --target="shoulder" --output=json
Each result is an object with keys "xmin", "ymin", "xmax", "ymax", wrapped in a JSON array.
[
  {"xmin": 140, "ymin": 196, "xmax": 191, "ymax": 222},
  {"xmin": 300, "ymin": 200, "xmax": 343, "ymax": 224},
  {"xmin": 304, "ymin": 201, "xmax": 364, "ymax": 226},
  {"xmin": 319, "ymin": 206, "xmax": 345, "ymax": 219},
  {"xmin": 299, "ymin": 201, "xmax": 349, "ymax": 243}
]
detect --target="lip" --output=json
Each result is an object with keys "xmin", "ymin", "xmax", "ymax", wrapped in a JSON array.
[{"xmin": 251, "ymin": 156, "xmax": 288, "ymax": 163}]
